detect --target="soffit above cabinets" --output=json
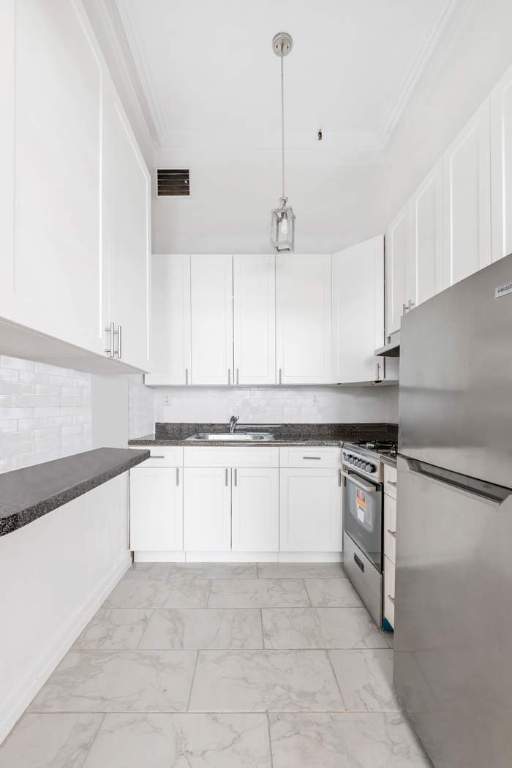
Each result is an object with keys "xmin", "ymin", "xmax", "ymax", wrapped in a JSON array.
[{"xmin": 109, "ymin": 0, "xmax": 456, "ymax": 161}]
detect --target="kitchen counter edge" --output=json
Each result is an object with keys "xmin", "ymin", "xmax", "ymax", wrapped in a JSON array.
[{"xmin": 0, "ymin": 447, "xmax": 150, "ymax": 537}]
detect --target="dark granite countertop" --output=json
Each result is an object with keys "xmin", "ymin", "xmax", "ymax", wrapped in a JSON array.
[
  {"xmin": 129, "ymin": 422, "xmax": 398, "ymax": 448},
  {"xmin": 0, "ymin": 447, "xmax": 149, "ymax": 537}
]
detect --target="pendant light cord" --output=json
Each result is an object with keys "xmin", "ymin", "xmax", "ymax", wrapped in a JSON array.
[{"xmin": 280, "ymin": 44, "xmax": 286, "ymax": 200}]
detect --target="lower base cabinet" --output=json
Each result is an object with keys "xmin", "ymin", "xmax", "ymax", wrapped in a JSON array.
[
  {"xmin": 183, "ymin": 467, "xmax": 231, "ymax": 551},
  {"xmin": 129, "ymin": 446, "xmax": 343, "ymax": 557},
  {"xmin": 232, "ymin": 467, "xmax": 279, "ymax": 551},
  {"xmin": 279, "ymin": 467, "xmax": 342, "ymax": 552},
  {"xmin": 130, "ymin": 467, "xmax": 183, "ymax": 551}
]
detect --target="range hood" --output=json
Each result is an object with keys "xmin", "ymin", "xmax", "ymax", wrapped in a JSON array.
[{"xmin": 375, "ymin": 331, "xmax": 400, "ymax": 357}]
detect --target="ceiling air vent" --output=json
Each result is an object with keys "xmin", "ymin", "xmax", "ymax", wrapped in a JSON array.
[{"xmin": 157, "ymin": 169, "xmax": 190, "ymax": 196}]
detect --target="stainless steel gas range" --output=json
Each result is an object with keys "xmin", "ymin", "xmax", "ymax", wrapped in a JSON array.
[{"xmin": 341, "ymin": 441, "xmax": 397, "ymax": 627}]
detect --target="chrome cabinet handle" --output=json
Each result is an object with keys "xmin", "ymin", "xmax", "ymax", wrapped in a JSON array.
[
  {"xmin": 150, "ymin": 455, "xmax": 166, "ymax": 459},
  {"xmin": 104, "ymin": 321, "xmax": 115, "ymax": 357},
  {"xmin": 185, "ymin": 368, "xmax": 189, "ymax": 385},
  {"xmin": 387, "ymin": 529, "xmax": 397, "ymax": 537},
  {"xmin": 234, "ymin": 468, "xmax": 238, "ymax": 487},
  {"xmin": 176, "ymin": 467, "xmax": 180, "ymax": 486},
  {"xmin": 408, "ymin": 299, "xmax": 415, "ymax": 310},
  {"xmin": 278, "ymin": 368, "xmax": 282, "ymax": 384},
  {"xmin": 303, "ymin": 456, "xmax": 321, "ymax": 460},
  {"xmin": 375, "ymin": 361, "xmax": 382, "ymax": 381},
  {"xmin": 338, "ymin": 469, "xmax": 342, "ymax": 487},
  {"xmin": 225, "ymin": 468, "xmax": 229, "ymax": 486},
  {"xmin": 387, "ymin": 480, "xmax": 397, "ymax": 487},
  {"xmin": 236, "ymin": 368, "xmax": 239, "ymax": 385},
  {"xmin": 341, "ymin": 470, "xmax": 378, "ymax": 494},
  {"xmin": 117, "ymin": 324, "xmax": 122, "ymax": 359},
  {"xmin": 402, "ymin": 303, "xmax": 407, "ymax": 316},
  {"xmin": 228, "ymin": 369, "xmax": 231, "ymax": 386},
  {"xmin": 387, "ymin": 594, "xmax": 395, "ymax": 604}
]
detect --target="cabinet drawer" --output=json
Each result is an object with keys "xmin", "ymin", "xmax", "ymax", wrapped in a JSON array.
[
  {"xmin": 384, "ymin": 495, "xmax": 397, "ymax": 563},
  {"xmin": 384, "ymin": 464, "xmax": 398, "ymax": 499},
  {"xmin": 184, "ymin": 446, "xmax": 279, "ymax": 468},
  {"xmin": 131, "ymin": 446, "xmax": 183, "ymax": 468},
  {"xmin": 279, "ymin": 446, "xmax": 341, "ymax": 468},
  {"xmin": 384, "ymin": 555, "xmax": 396, "ymax": 627}
]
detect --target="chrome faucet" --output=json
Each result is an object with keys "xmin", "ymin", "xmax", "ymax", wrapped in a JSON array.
[{"xmin": 229, "ymin": 415, "xmax": 239, "ymax": 434}]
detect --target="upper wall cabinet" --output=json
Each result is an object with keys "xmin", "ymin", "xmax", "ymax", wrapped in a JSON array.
[
  {"xmin": 491, "ymin": 65, "xmax": 512, "ymax": 263},
  {"xmin": 233, "ymin": 254, "xmax": 276, "ymax": 385},
  {"xmin": 414, "ymin": 162, "xmax": 446, "ymax": 303},
  {"xmin": 386, "ymin": 204, "xmax": 414, "ymax": 335},
  {"xmin": 276, "ymin": 254, "xmax": 334, "ymax": 384},
  {"xmin": 444, "ymin": 100, "xmax": 492, "ymax": 285},
  {"xmin": 102, "ymin": 86, "xmax": 151, "ymax": 371},
  {"xmin": 333, "ymin": 236, "xmax": 384, "ymax": 383},
  {"xmin": 148, "ymin": 254, "xmax": 191, "ymax": 385},
  {"xmin": 190, "ymin": 254, "xmax": 233, "ymax": 385},
  {"xmin": 11, "ymin": 0, "xmax": 103, "ymax": 354}
]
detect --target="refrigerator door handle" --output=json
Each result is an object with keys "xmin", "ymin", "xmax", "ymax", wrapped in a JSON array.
[{"xmin": 405, "ymin": 457, "xmax": 512, "ymax": 505}]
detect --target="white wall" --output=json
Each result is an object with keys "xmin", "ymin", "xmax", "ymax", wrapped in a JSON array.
[
  {"xmin": 128, "ymin": 373, "xmax": 155, "ymax": 438},
  {"xmin": 0, "ymin": 473, "xmax": 130, "ymax": 744},
  {"xmin": 0, "ymin": 355, "xmax": 92, "ymax": 473},
  {"xmin": 154, "ymin": 385, "xmax": 398, "ymax": 425}
]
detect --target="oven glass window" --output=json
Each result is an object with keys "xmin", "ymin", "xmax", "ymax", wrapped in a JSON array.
[{"xmin": 343, "ymin": 474, "xmax": 382, "ymax": 571}]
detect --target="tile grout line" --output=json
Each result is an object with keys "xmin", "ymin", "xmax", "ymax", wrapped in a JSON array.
[{"xmin": 266, "ymin": 710, "xmax": 276, "ymax": 768}]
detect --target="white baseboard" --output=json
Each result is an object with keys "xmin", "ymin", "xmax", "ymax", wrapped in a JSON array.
[
  {"xmin": 133, "ymin": 551, "xmax": 343, "ymax": 563},
  {"xmin": 0, "ymin": 553, "xmax": 131, "ymax": 745}
]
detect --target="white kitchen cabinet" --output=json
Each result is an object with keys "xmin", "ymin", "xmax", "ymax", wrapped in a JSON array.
[
  {"xmin": 190, "ymin": 255, "xmax": 233, "ymax": 385},
  {"xmin": 491, "ymin": 64, "xmax": 512, "ymax": 263},
  {"xmin": 130, "ymin": 467, "xmax": 183, "ymax": 551},
  {"xmin": 332, "ymin": 236, "xmax": 384, "ymax": 383},
  {"xmin": 183, "ymin": 467, "xmax": 232, "ymax": 551},
  {"xmin": 12, "ymin": 0, "xmax": 103, "ymax": 353},
  {"xmin": 280, "ymin": 467, "xmax": 342, "ymax": 552},
  {"xmin": 231, "ymin": 467, "xmax": 279, "ymax": 551},
  {"xmin": 413, "ymin": 162, "xmax": 447, "ymax": 302},
  {"xmin": 102, "ymin": 85, "xmax": 151, "ymax": 370},
  {"xmin": 147, "ymin": 254, "xmax": 191, "ymax": 385},
  {"xmin": 233, "ymin": 254, "xmax": 276, "ymax": 384},
  {"xmin": 444, "ymin": 100, "xmax": 492, "ymax": 285},
  {"xmin": 386, "ymin": 203, "xmax": 415, "ymax": 335},
  {"xmin": 0, "ymin": 0, "xmax": 15, "ymax": 308},
  {"xmin": 276, "ymin": 254, "xmax": 333, "ymax": 384}
]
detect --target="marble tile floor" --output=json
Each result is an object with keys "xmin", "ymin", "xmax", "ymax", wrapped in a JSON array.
[{"xmin": 0, "ymin": 562, "xmax": 431, "ymax": 767}]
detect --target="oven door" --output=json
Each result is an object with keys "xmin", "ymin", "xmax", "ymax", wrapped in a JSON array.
[{"xmin": 342, "ymin": 469, "xmax": 383, "ymax": 571}]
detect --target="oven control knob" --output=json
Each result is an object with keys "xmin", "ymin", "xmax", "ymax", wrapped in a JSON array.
[{"xmin": 365, "ymin": 463, "xmax": 373, "ymax": 472}]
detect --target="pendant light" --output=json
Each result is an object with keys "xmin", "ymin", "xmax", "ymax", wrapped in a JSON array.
[{"xmin": 271, "ymin": 32, "xmax": 295, "ymax": 253}]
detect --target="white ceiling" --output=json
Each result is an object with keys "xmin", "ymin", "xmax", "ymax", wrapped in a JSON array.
[{"xmin": 114, "ymin": 0, "xmax": 455, "ymax": 158}]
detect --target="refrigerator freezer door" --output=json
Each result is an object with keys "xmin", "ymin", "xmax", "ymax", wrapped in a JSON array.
[
  {"xmin": 399, "ymin": 254, "xmax": 512, "ymax": 488},
  {"xmin": 394, "ymin": 455, "xmax": 512, "ymax": 768}
]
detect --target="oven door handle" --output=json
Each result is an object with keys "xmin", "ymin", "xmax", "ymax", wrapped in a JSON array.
[{"xmin": 340, "ymin": 470, "xmax": 379, "ymax": 494}]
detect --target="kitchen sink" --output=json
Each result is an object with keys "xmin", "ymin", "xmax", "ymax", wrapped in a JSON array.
[{"xmin": 186, "ymin": 432, "xmax": 275, "ymax": 442}]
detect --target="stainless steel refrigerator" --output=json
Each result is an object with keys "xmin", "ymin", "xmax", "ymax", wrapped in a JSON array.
[{"xmin": 395, "ymin": 254, "xmax": 512, "ymax": 768}]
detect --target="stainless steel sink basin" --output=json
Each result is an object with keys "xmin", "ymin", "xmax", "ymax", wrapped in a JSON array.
[{"xmin": 186, "ymin": 432, "xmax": 275, "ymax": 442}]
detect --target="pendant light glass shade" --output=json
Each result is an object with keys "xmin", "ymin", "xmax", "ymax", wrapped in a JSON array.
[{"xmin": 271, "ymin": 196, "xmax": 295, "ymax": 253}]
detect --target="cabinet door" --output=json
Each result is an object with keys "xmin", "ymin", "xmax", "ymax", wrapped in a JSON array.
[
  {"xmin": 190, "ymin": 255, "xmax": 233, "ymax": 385},
  {"xmin": 491, "ymin": 64, "xmax": 512, "ymax": 263},
  {"xmin": 280, "ymin": 468, "xmax": 342, "ymax": 552},
  {"xmin": 444, "ymin": 100, "xmax": 491, "ymax": 285},
  {"xmin": 148, "ymin": 254, "xmax": 191, "ymax": 384},
  {"xmin": 13, "ymin": 0, "xmax": 102, "ymax": 352},
  {"xmin": 414, "ymin": 163, "xmax": 446, "ymax": 303},
  {"xmin": 130, "ymin": 467, "xmax": 183, "ymax": 551},
  {"xmin": 103, "ymin": 87, "xmax": 151, "ymax": 371},
  {"xmin": 232, "ymin": 467, "xmax": 279, "ymax": 551},
  {"xmin": 184, "ymin": 467, "xmax": 231, "ymax": 551},
  {"xmin": 276, "ymin": 254, "xmax": 333, "ymax": 384},
  {"xmin": 386, "ymin": 204, "xmax": 414, "ymax": 334},
  {"xmin": 0, "ymin": 0, "xmax": 14, "ymax": 309},
  {"xmin": 233, "ymin": 254, "xmax": 276, "ymax": 384},
  {"xmin": 332, "ymin": 236, "xmax": 384, "ymax": 383}
]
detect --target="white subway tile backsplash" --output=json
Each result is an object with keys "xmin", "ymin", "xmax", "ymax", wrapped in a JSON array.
[{"xmin": 0, "ymin": 355, "xmax": 93, "ymax": 473}]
